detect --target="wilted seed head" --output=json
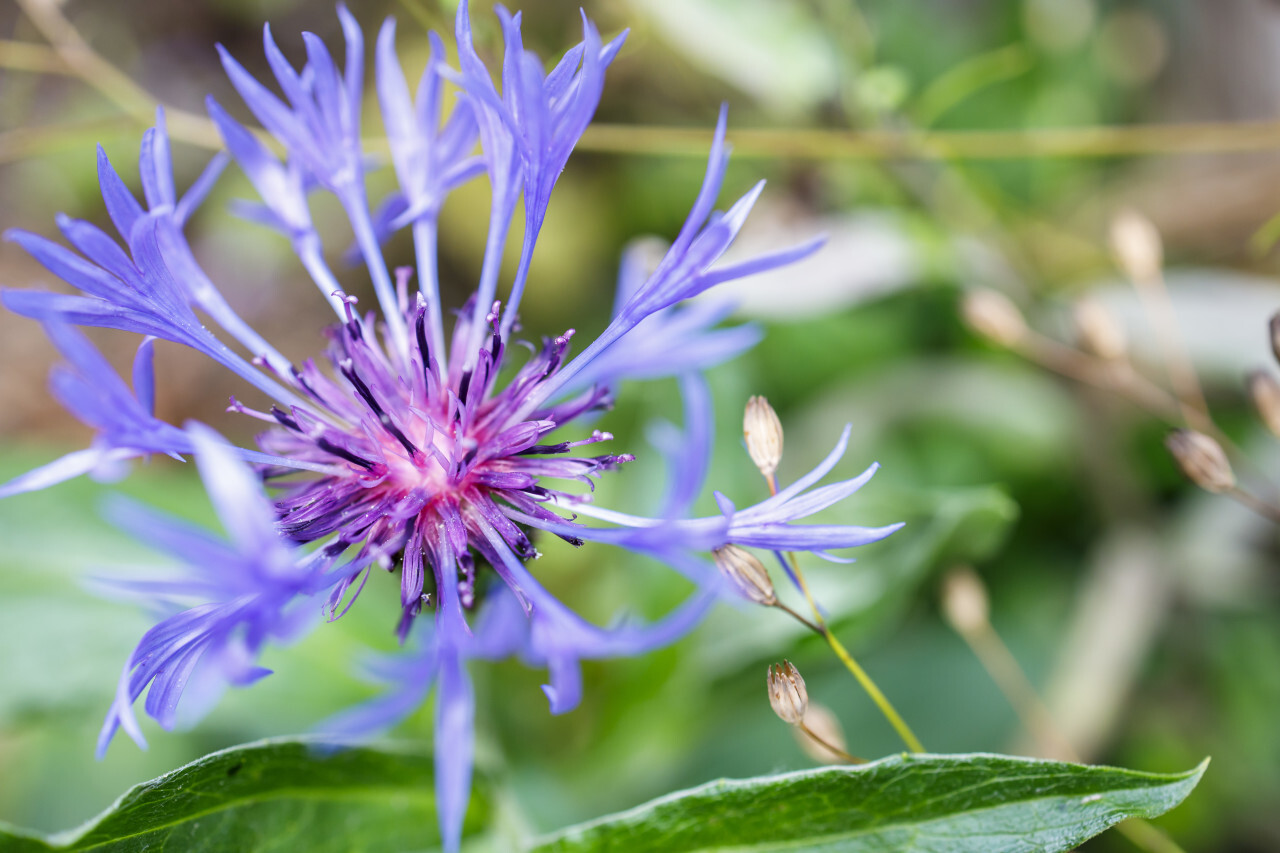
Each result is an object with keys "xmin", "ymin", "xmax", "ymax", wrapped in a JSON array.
[
  {"xmin": 713, "ymin": 544, "xmax": 776, "ymax": 605},
  {"xmin": 795, "ymin": 702, "xmax": 848, "ymax": 764},
  {"xmin": 1165, "ymin": 429, "xmax": 1235, "ymax": 494},
  {"xmin": 1073, "ymin": 298, "xmax": 1126, "ymax": 361},
  {"xmin": 767, "ymin": 660, "xmax": 808, "ymax": 725},
  {"xmin": 940, "ymin": 567, "xmax": 990, "ymax": 635},
  {"xmin": 1248, "ymin": 371, "xmax": 1280, "ymax": 438},
  {"xmin": 1110, "ymin": 209, "xmax": 1163, "ymax": 283},
  {"xmin": 1269, "ymin": 313, "xmax": 1280, "ymax": 365},
  {"xmin": 961, "ymin": 290, "xmax": 1026, "ymax": 348},
  {"xmin": 744, "ymin": 395, "xmax": 784, "ymax": 478}
]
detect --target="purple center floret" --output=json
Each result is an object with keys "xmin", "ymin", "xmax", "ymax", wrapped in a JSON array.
[{"xmin": 235, "ymin": 280, "xmax": 626, "ymax": 637}]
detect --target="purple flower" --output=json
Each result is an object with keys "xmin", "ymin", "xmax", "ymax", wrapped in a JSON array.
[
  {"xmin": 95, "ymin": 424, "xmax": 332, "ymax": 758},
  {"xmin": 2, "ymin": 6, "xmax": 896, "ymax": 851}
]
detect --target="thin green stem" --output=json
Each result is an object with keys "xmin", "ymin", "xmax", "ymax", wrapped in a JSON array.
[
  {"xmin": 765, "ymin": 473, "xmax": 925, "ymax": 754},
  {"xmin": 774, "ymin": 601, "xmax": 822, "ymax": 635}
]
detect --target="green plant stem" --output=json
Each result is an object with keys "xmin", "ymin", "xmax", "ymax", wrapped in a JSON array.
[
  {"xmin": 797, "ymin": 721, "xmax": 866, "ymax": 764},
  {"xmin": 1115, "ymin": 819, "xmax": 1189, "ymax": 853},
  {"xmin": 945, "ymin": 573, "xmax": 1189, "ymax": 853},
  {"xmin": 765, "ymin": 473, "xmax": 925, "ymax": 754}
]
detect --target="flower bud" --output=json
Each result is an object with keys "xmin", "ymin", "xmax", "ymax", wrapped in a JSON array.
[
  {"xmin": 713, "ymin": 544, "xmax": 776, "ymax": 606},
  {"xmin": 794, "ymin": 702, "xmax": 847, "ymax": 764},
  {"xmin": 1110, "ymin": 209, "xmax": 1163, "ymax": 283},
  {"xmin": 1073, "ymin": 298, "xmax": 1126, "ymax": 361},
  {"xmin": 961, "ymin": 290, "xmax": 1026, "ymax": 348},
  {"xmin": 744, "ymin": 395, "xmax": 784, "ymax": 478},
  {"xmin": 767, "ymin": 660, "xmax": 808, "ymax": 725},
  {"xmin": 941, "ymin": 567, "xmax": 990, "ymax": 635},
  {"xmin": 1165, "ymin": 429, "xmax": 1234, "ymax": 494},
  {"xmin": 1248, "ymin": 370, "xmax": 1280, "ymax": 438}
]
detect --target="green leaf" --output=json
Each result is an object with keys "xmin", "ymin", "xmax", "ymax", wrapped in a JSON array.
[
  {"xmin": 0, "ymin": 738, "xmax": 490, "ymax": 853},
  {"xmin": 531, "ymin": 753, "xmax": 1206, "ymax": 853}
]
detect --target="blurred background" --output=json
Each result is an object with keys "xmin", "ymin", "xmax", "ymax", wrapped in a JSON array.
[{"xmin": 1, "ymin": 0, "xmax": 1279, "ymax": 850}]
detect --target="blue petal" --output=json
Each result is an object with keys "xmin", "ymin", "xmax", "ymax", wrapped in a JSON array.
[{"xmin": 434, "ymin": 649, "xmax": 475, "ymax": 853}]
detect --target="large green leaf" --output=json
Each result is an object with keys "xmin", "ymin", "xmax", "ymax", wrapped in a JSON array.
[
  {"xmin": 0, "ymin": 738, "xmax": 490, "ymax": 853},
  {"xmin": 531, "ymin": 753, "xmax": 1206, "ymax": 853}
]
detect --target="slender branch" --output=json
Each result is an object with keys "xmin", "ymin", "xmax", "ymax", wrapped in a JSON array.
[
  {"xmin": 0, "ymin": 38, "xmax": 73, "ymax": 75},
  {"xmin": 1127, "ymin": 264, "xmax": 1212, "ymax": 425},
  {"xmin": 1015, "ymin": 332, "xmax": 1233, "ymax": 449},
  {"xmin": 797, "ymin": 721, "xmax": 866, "ymax": 764},
  {"xmin": 15, "ymin": 0, "xmax": 222, "ymax": 149},
  {"xmin": 1226, "ymin": 485, "xmax": 1280, "ymax": 525},
  {"xmin": 578, "ymin": 119, "xmax": 1280, "ymax": 161},
  {"xmin": 962, "ymin": 621, "xmax": 1077, "ymax": 762},
  {"xmin": 774, "ymin": 601, "xmax": 822, "ymax": 635},
  {"xmin": 0, "ymin": 118, "xmax": 136, "ymax": 165},
  {"xmin": 945, "ymin": 569, "xmax": 1189, "ymax": 853},
  {"xmin": 764, "ymin": 475, "xmax": 925, "ymax": 754},
  {"xmin": 15, "ymin": 8, "xmax": 1280, "ymax": 165}
]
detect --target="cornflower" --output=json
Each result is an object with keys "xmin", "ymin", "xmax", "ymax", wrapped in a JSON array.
[{"xmin": 1, "ymin": 3, "xmax": 901, "ymax": 849}]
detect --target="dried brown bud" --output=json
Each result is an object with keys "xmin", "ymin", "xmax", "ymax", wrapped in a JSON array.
[
  {"xmin": 1249, "ymin": 370, "xmax": 1280, "ymax": 438},
  {"xmin": 1270, "ymin": 313, "xmax": 1280, "ymax": 365},
  {"xmin": 941, "ymin": 567, "xmax": 990, "ymax": 635},
  {"xmin": 1110, "ymin": 209, "xmax": 1163, "ymax": 283},
  {"xmin": 767, "ymin": 660, "xmax": 808, "ymax": 725},
  {"xmin": 1073, "ymin": 298, "xmax": 1126, "ymax": 361},
  {"xmin": 794, "ymin": 702, "xmax": 848, "ymax": 764},
  {"xmin": 713, "ymin": 544, "xmax": 776, "ymax": 605},
  {"xmin": 961, "ymin": 290, "xmax": 1026, "ymax": 348},
  {"xmin": 1165, "ymin": 429, "xmax": 1235, "ymax": 494},
  {"xmin": 744, "ymin": 396, "xmax": 784, "ymax": 478}
]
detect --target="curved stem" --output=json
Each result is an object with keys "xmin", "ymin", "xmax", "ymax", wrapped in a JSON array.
[
  {"xmin": 797, "ymin": 721, "xmax": 865, "ymax": 764},
  {"xmin": 774, "ymin": 601, "xmax": 821, "ymax": 635},
  {"xmin": 1226, "ymin": 485, "xmax": 1280, "ymax": 525},
  {"xmin": 765, "ymin": 476, "xmax": 924, "ymax": 753}
]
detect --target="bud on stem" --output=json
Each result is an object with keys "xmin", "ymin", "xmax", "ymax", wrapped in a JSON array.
[
  {"xmin": 795, "ymin": 702, "xmax": 849, "ymax": 764},
  {"xmin": 1073, "ymin": 298, "xmax": 1126, "ymax": 361},
  {"xmin": 941, "ymin": 567, "xmax": 990, "ymax": 635},
  {"xmin": 713, "ymin": 544, "xmax": 777, "ymax": 606},
  {"xmin": 1110, "ymin": 209, "xmax": 1163, "ymax": 283},
  {"xmin": 767, "ymin": 660, "xmax": 808, "ymax": 725},
  {"xmin": 1248, "ymin": 371, "xmax": 1280, "ymax": 438},
  {"xmin": 1165, "ymin": 429, "xmax": 1234, "ymax": 494},
  {"xmin": 744, "ymin": 396, "xmax": 784, "ymax": 479},
  {"xmin": 962, "ymin": 290, "xmax": 1026, "ymax": 348}
]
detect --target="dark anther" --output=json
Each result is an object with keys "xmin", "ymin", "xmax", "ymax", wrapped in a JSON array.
[
  {"xmin": 342, "ymin": 365, "xmax": 420, "ymax": 457},
  {"xmin": 270, "ymin": 406, "xmax": 301, "ymax": 432},
  {"xmin": 519, "ymin": 442, "xmax": 570, "ymax": 455},
  {"xmin": 315, "ymin": 437, "xmax": 376, "ymax": 470},
  {"xmin": 458, "ymin": 369, "xmax": 473, "ymax": 403},
  {"xmin": 415, "ymin": 312, "xmax": 432, "ymax": 373}
]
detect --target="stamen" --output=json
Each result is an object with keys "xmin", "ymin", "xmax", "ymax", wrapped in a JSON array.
[
  {"xmin": 227, "ymin": 396, "xmax": 276, "ymax": 422},
  {"xmin": 315, "ymin": 436, "xmax": 376, "ymax": 470},
  {"xmin": 340, "ymin": 361, "xmax": 421, "ymax": 460},
  {"xmin": 270, "ymin": 406, "xmax": 302, "ymax": 432}
]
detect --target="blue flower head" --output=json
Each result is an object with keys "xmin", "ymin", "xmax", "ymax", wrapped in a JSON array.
[{"xmin": 2, "ymin": 5, "xmax": 899, "ymax": 850}]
